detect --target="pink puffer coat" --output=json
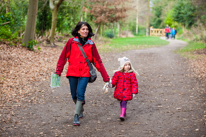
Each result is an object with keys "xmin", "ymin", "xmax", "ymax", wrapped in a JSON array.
[{"xmin": 111, "ymin": 71, "xmax": 138, "ymax": 101}]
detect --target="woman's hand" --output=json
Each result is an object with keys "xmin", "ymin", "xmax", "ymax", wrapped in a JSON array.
[
  {"xmin": 55, "ymin": 72, "xmax": 61, "ymax": 76},
  {"xmin": 103, "ymin": 82, "xmax": 109, "ymax": 92},
  {"xmin": 103, "ymin": 79, "xmax": 112, "ymax": 92}
]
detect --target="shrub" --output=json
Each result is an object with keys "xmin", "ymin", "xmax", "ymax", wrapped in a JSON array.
[
  {"xmin": 103, "ymin": 29, "xmax": 114, "ymax": 38},
  {"xmin": 0, "ymin": 26, "xmax": 12, "ymax": 39},
  {"xmin": 22, "ymin": 40, "xmax": 38, "ymax": 51}
]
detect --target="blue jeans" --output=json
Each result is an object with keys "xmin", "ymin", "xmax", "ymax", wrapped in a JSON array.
[
  {"xmin": 172, "ymin": 34, "xmax": 176, "ymax": 39},
  {"xmin": 166, "ymin": 33, "xmax": 169, "ymax": 39},
  {"xmin": 68, "ymin": 77, "xmax": 89, "ymax": 101}
]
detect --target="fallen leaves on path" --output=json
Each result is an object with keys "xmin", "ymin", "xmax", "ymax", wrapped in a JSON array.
[
  {"xmin": 0, "ymin": 42, "xmax": 206, "ymax": 125},
  {"xmin": 189, "ymin": 52, "xmax": 206, "ymax": 81},
  {"xmin": 0, "ymin": 38, "xmax": 110, "ymax": 109},
  {"xmin": 0, "ymin": 44, "xmax": 63, "ymax": 108}
]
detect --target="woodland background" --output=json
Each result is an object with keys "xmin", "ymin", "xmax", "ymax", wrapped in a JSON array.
[
  {"xmin": 0, "ymin": 0, "xmax": 206, "ymax": 108},
  {"xmin": 0, "ymin": 0, "xmax": 206, "ymax": 46}
]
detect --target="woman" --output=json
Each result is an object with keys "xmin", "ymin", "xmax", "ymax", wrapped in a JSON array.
[{"xmin": 55, "ymin": 21, "xmax": 110, "ymax": 126}]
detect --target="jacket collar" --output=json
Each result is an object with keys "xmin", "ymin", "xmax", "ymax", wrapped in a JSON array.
[
  {"xmin": 124, "ymin": 70, "xmax": 133, "ymax": 73},
  {"xmin": 118, "ymin": 69, "xmax": 133, "ymax": 74},
  {"xmin": 73, "ymin": 37, "xmax": 93, "ymax": 45},
  {"xmin": 128, "ymin": 70, "xmax": 133, "ymax": 73}
]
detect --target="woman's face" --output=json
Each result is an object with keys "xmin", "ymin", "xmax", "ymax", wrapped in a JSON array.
[
  {"xmin": 78, "ymin": 25, "xmax": 89, "ymax": 38},
  {"xmin": 124, "ymin": 62, "xmax": 131, "ymax": 72}
]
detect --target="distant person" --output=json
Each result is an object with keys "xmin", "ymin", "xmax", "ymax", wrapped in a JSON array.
[
  {"xmin": 55, "ymin": 21, "xmax": 110, "ymax": 126},
  {"xmin": 105, "ymin": 57, "xmax": 139, "ymax": 121},
  {"xmin": 164, "ymin": 25, "xmax": 170, "ymax": 39},
  {"xmin": 171, "ymin": 27, "xmax": 177, "ymax": 39},
  {"xmin": 170, "ymin": 27, "xmax": 172, "ymax": 39}
]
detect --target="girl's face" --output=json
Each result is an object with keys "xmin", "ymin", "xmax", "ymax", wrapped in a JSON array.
[
  {"xmin": 124, "ymin": 62, "xmax": 131, "ymax": 72},
  {"xmin": 78, "ymin": 25, "xmax": 89, "ymax": 38}
]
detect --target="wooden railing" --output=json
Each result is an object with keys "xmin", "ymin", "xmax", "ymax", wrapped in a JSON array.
[{"xmin": 150, "ymin": 28, "xmax": 165, "ymax": 36}]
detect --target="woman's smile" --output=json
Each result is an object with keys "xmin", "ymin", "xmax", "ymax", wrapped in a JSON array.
[{"xmin": 78, "ymin": 25, "xmax": 89, "ymax": 38}]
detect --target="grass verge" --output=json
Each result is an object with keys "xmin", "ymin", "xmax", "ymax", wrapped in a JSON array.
[
  {"xmin": 175, "ymin": 41, "xmax": 206, "ymax": 58},
  {"xmin": 97, "ymin": 36, "xmax": 169, "ymax": 53}
]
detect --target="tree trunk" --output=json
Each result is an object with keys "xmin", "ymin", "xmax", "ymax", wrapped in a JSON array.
[
  {"xmin": 100, "ymin": 24, "xmax": 103, "ymax": 37},
  {"xmin": 94, "ymin": 23, "xmax": 101, "ymax": 40},
  {"xmin": 136, "ymin": 13, "xmax": 138, "ymax": 35},
  {"xmin": 112, "ymin": 22, "xmax": 115, "ymax": 38},
  {"xmin": 182, "ymin": 25, "xmax": 185, "ymax": 33},
  {"xmin": 80, "ymin": 1, "xmax": 84, "ymax": 21},
  {"xmin": 6, "ymin": 0, "xmax": 10, "ymax": 13},
  {"xmin": 84, "ymin": 10, "xmax": 87, "ymax": 21},
  {"xmin": 50, "ymin": 7, "xmax": 59, "ymax": 45},
  {"xmin": 102, "ymin": 24, "xmax": 105, "ymax": 36},
  {"xmin": 80, "ymin": 7, "xmax": 83, "ymax": 21},
  {"xmin": 126, "ymin": 23, "xmax": 129, "ymax": 37},
  {"xmin": 0, "ymin": 2, "xmax": 6, "ymax": 11},
  {"xmin": 146, "ymin": 0, "xmax": 150, "ymax": 36},
  {"xmin": 22, "ymin": 0, "xmax": 38, "ymax": 48},
  {"xmin": 49, "ymin": 0, "xmax": 64, "ymax": 45},
  {"xmin": 118, "ymin": 22, "xmax": 121, "ymax": 37},
  {"xmin": 136, "ymin": 0, "xmax": 139, "ymax": 35}
]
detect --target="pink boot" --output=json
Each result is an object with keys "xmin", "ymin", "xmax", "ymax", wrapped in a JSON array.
[{"xmin": 119, "ymin": 108, "xmax": 126, "ymax": 121}]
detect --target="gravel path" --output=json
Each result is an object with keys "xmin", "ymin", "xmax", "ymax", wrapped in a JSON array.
[{"xmin": 1, "ymin": 38, "xmax": 206, "ymax": 137}]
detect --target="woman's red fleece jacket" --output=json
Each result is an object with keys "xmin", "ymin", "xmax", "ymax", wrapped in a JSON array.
[{"xmin": 56, "ymin": 37, "xmax": 110, "ymax": 82}]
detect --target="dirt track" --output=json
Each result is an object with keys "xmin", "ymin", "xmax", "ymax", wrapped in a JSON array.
[{"xmin": 1, "ymin": 38, "xmax": 206, "ymax": 136}]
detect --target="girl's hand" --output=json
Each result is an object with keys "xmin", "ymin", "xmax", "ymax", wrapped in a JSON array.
[
  {"xmin": 133, "ymin": 94, "xmax": 136, "ymax": 98},
  {"xmin": 108, "ymin": 79, "xmax": 113, "ymax": 88}
]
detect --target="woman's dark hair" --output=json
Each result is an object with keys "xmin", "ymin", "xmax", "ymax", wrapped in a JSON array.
[{"xmin": 71, "ymin": 21, "xmax": 94, "ymax": 38}]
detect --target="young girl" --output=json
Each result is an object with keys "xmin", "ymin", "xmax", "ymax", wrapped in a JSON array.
[{"xmin": 108, "ymin": 57, "xmax": 139, "ymax": 121}]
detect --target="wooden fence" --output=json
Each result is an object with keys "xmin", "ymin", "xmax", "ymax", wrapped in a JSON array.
[{"xmin": 150, "ymin": 28, "xmax": 165, "ymax": 36}]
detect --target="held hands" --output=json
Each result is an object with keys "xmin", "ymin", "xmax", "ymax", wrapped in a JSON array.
[
  {"xmin": 108, "ymin": 79, "xmax": 112, "ymax": 88},
  {"xmin": 103, "ymin": 82, "xmax": 109, "ymax": 93},
  {"xmin": 103, "ymin": 79, "xmax": 113, "ymax": 93}
]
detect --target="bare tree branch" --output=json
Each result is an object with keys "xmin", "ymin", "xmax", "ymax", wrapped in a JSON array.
[
  {"xmin": 0, "ymin": 3, "xmax": 6, "ymax": 11},
  {"xmin": 43, "ymin": 0, "xmax": 48, "ymax": 9},
  {"xmin": 56, "ymin": 0, "xmax": 64, "ymax": 7},
  {"xmin": 49, "ymin": 0, "xmax": 55, "ymax": 10},
  {"xmin": 1, "ymin": 21, "xmax": 10, "ymax": 25}
]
